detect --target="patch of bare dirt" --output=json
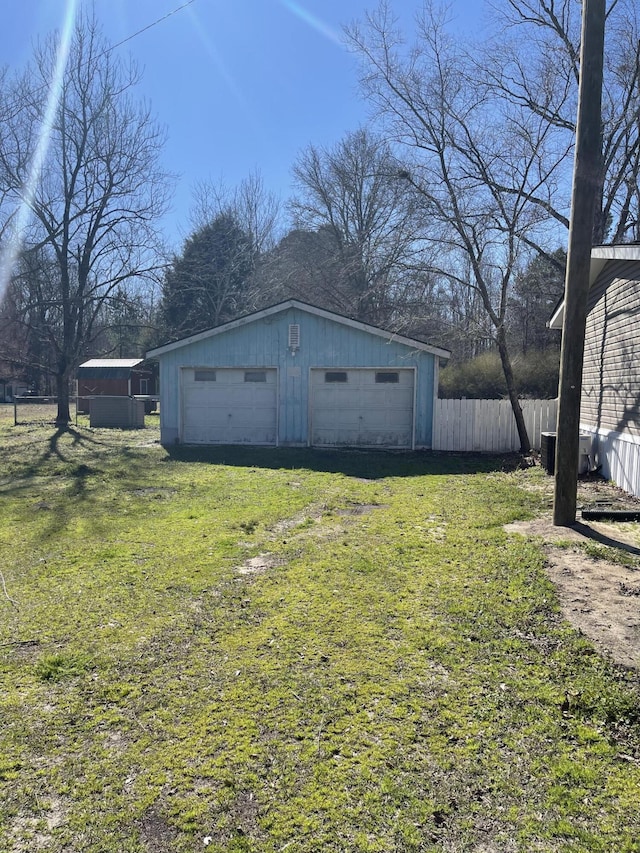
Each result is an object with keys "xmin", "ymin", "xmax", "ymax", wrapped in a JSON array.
[
  {"xmin": 336, "ymin": 503, "xmax": 388, "ymax": 516},
  {"xmin": 137, "ymin": 807, "xmax": 178, "ymax": 852},
  {"xmin": 236, "ymin": 553, "xmax": 285, "ymax": 576},
  {"xmin": 7, "ymin": 798, "xmax": 65, "ymax": 852},
  {"xmin": 235, "ymin": 503, "xmax": 388, "ymax": 578},
  {"xmin": 506, "ymin": 475, "xmax": 640, "ymax": 669},
  {"xmin": 269, "ymin": 505, "xmax": 326, "ymax": 534}
]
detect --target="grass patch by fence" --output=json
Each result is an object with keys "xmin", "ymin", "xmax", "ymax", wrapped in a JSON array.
[{"xmin": 0, "ymin": 419, "xmax": 639, "ymax": 852}]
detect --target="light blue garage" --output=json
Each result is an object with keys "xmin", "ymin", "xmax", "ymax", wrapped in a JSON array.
[{"xmin": 146, "ymin": 300, "xmax": 450, "ymax": 449}]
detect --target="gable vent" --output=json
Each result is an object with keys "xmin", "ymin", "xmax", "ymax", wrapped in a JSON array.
[{"xmin": 288, "ymin": 323, "xmax": 300, "ymax": 352}]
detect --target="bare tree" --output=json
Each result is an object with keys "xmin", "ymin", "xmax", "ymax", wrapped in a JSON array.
[
  {"xmin": 256, "ymin": 225, "xmax": 346, "ymax": 310},
  {"xmin": 0, "ymin": 247, "xmax": 61, "ymax": 394},
  {"xmin": 288, "ymin": 128, "xmax": 422, "ymax": 326},
  {"xmin": 190, "ymin": 171, "xmax": 282, "ymax": 258},
  {"xmin": 0, "ymin": 13, "xmax": 171, "ymax": 423},
  {"xmin": 483, "ymin": 0, "xmax": 640, "ymax": 245},
  {"xmin": 180, "ymin": 171, "xmax": 286, "ymax": 313},
  {"xmin": 508, "ymin": 250, "xmax": 566, "ymax": 354},
  {"xmin": 348, "ymin": 3, "xmax": 561, "ymax": 452},
  {"xmin": 348, "ymin": 0, "xmax": 640, "ymax": 451}
]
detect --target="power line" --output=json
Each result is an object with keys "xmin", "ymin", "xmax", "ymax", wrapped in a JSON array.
[
  {"xmin": 2, "ymin": 0, "xmax": 199, "ymax": 119},
  {"xmin": 106, "ymin": 0, "xmax": 198, "ymax": 56}
]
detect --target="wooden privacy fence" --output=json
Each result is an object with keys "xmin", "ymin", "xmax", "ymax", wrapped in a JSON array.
[{"xmin": 433, "ymin": 398, "xmax": 558, "ymax": 453}]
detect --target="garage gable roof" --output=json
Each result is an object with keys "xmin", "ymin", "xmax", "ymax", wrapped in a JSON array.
[
  {"xmin": 146, "ymin": 300, "xmax": 451, "ymax": 359},
  {"xmin": 548, "ymin": 245, "xmax": 640, "ymax": 330}
]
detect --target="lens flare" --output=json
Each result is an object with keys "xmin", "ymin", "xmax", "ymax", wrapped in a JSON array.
[
  {"xmin": 185, "ymin": 4, "xmax": 253, "ymax": 120},
  {"xmin": 0, "ymin": 0, "xmax": 79, "ymax": 304},
  {"xmin": 277, "ymin": 0, "xmax": 344, "ymax": 47}
]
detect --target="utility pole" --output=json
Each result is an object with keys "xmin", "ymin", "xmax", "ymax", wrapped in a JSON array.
[{"xmin": 553, "ymin": 0, "xmax": 605, "ymax": 527}]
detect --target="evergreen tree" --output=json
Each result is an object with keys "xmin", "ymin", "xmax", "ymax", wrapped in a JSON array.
[
  {"xmin": 509, "ymin": 250, "xmax": 566, "ymax": 354},
  {"xmin": 162, "ymin": 213, "xmax": 254, "ymax": 340}
]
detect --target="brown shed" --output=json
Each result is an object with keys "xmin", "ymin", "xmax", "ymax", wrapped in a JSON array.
[{"xmin": 77, "ymin": 358, "xmax": 157, "ymax": 413}]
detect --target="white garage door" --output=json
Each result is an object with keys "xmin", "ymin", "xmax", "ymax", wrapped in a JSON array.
[
  {"xmin": 182, "ymin": 368, "xmax": 277, "ymax": 445},
  {"xmin": 310, "ymin": 368, "xmax": 414, "ymax": 448}
]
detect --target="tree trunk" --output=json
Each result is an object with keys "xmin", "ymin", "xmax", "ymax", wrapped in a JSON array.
[
  {"xmin": 0, "ymin": 15, "xmax": 169, "ymax": 406},
  {"xmin": 496, "ymin": 326, "xmax": 531, "ymax": 455},
  {"xmin": 55, "ymin": 371, "xmax": 71, "ymax": 425}
]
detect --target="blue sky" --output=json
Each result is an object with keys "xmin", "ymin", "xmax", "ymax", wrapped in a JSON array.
[{"xmin": 2, "ymin": 0, "xmax": 484, "ymax": 249}]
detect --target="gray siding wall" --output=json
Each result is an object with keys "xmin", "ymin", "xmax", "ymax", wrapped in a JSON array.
[
  {"xmin": 157, "ymin": 306, "xmax": 438, "ymax": 447},
  {"xmin": 581, "ymin": 260, "xmax": 640, "ymax": 436},
  {"xmin": 89, "ymin": 396, "xmax": 145, "ymax": 428}
]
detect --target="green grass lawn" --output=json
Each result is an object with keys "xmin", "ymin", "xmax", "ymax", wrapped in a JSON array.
[{"xmin": 1, "ymin": 414, "xmax": 639, "ymax": 852}]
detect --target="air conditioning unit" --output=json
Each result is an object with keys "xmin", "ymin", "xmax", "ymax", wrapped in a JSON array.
[
  {"xmin": 578, "ymin": 433, "xmax": 594, "ymax": 474},
  {"xmin": 540, "ymin": 431, "xmax": 593, "ymax": 475},
  {"xmin": 541, "ymin": 431, "xmax": 556, "ymax": 474}
]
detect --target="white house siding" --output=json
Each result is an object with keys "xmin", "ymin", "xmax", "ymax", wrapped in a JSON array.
[
  {"xmin": 581, "ymin": 259, "xmax": 640, "ymax": 496},
  {"xmin": 578, "ymin": 426, "xmax": 640, "ymax": 498},
  {"xmin": 152, "ymin": 305, "xmax": 441, "ymax": 448}
]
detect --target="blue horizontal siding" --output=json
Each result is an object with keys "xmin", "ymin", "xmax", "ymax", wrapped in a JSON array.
[{"xmin": 157, "ymin": 307, "xmax": 437, "ymax": 447}]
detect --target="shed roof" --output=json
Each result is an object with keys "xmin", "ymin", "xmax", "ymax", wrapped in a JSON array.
[
  {"xmin": 79, "ymin": 358, "xmax": 145, "ymax": 369},
  {"xmin": 77, "ymin": 358, "xmax": 147, "ymax": 380},
  {"xmin": 146, "ymin": 299, "xmax": 451, "ymax": 360},
  {"xmin": 548, "ymin": 245, "xmax": 640, "ymax": 330}
]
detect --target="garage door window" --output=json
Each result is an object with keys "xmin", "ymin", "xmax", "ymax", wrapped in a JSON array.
[
  {"xmin": 325, "ymin": 371, "xmax": 348, "ymax": 383},
  {"xmin": 244, "ymin": 370, "xmax": 267, "ymax": 382},
  {"xmin": 195, "ymin": 369, "xmax": 216, "ymax": 381},
  {"xmin": 375, "ymin": 371, "xmax": 399, "ymax": 383}
]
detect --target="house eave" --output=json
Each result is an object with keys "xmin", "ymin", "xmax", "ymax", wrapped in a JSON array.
[{"xmin": 547, "ymin": 245, "xmax": 640, "ymax": 330}]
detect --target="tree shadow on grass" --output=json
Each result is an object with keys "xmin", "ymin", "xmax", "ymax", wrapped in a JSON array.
[
  {"xmin": 1, "ymin": 425, "xmax": 162, "ymax": 539},
  {"xmin": 163, "ymin": 445, "xmax": 526, "ymax": 480},
  {"xmin": 11, "ymin": 425, "xmax": 105, "ymax": 477},
  {"xmin": 1, "ymin": 425, "xmax": 151, "ymax": 501}
]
